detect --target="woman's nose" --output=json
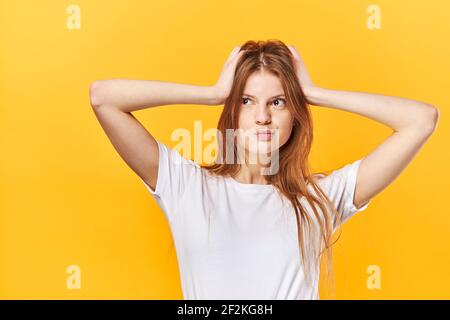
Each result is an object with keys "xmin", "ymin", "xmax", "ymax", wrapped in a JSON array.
[{"xmin": 255, "ymin": 105, "xmax": 271, "ymax": 125}]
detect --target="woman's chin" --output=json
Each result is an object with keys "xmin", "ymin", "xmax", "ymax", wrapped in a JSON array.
[{"xmin": 247, "ymin": 145, "xmax": 276, "ymax": 156}]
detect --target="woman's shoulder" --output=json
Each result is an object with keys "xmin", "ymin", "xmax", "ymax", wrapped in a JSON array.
[
  {"xmin": 157, "ymin": 140, "xmax": 201, "ymax": 168},
  {"xmin": 311, "ymin": 173, "xmax": 327, "ymax": 184}
]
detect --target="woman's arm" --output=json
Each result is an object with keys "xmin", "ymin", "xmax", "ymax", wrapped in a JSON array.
[
  {"xmin": 89, "ymin": 46, "xmax": 246, "ymax": 112},
  {"xmin": 288, "ymin": 46, "xmax": 440, "ymax": 209},
  {"xmin": 89, "ymin": 80, "xmax": 220, "ymax": 191},
  {"xmin": 306, "ymin": 87, "xmax": 439, "ymax": 209},
  {"xmin": 305, "ymin": 87, "xmax": 438, "ymax": 133},
  {"xmin": 90, "ymin": 79, "xmax": 222, "ymax": 112},
  {"xmin": 89, "ymin": 46, "xmax": 244, "ymax": 191}
]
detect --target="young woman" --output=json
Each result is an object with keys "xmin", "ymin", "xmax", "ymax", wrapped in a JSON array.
[{"xmin": 89, "ymin": 40, "xmax": 439, "ymax": 300}]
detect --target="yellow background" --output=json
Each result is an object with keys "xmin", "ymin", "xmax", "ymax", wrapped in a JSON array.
[{"xmin": 1, "ymin": 0, "xmax": 448, "ymax": 299}]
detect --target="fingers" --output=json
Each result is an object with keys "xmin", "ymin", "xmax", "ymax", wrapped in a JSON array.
[
  {"xmin": 288, "ymin": 45, "xmax": 300, "ymax": 59},
  {"xmin": 228, "ymin": 46, "xmax": 245, "ymax": 62},
  {"xmin": 228, "ymin": 46, "xmax": 240, "ymax": 59},
  {"xmin": 235, "ymin": 49, "xmax": 245, "ymax": 61}
]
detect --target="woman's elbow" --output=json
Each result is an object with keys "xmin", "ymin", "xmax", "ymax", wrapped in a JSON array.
[
  {"xmin": 89, "ymin": 80, "xmax": 107, "ymax": 108},
  {"xmin": 424, "ymin": 105, "xmax": 440, "ymax": 135},
  {"xmin": 417, "ymin": 105, "xmax": 440, "ymax": 136}
]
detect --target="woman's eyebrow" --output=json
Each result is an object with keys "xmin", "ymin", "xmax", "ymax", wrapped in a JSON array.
[{"xmin": 243, "ymin": 93, "xmax": 285, "ymax": 99}]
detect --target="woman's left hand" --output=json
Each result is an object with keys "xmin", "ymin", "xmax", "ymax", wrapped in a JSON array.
[{"xmin": 288, "ymin": 45, "xmax": 315, "ymax": 99}]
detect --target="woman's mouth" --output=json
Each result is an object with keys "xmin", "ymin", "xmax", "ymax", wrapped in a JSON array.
[{"xmin": 255, "ymin": 130, "xmax": 273, "ymax": 141}]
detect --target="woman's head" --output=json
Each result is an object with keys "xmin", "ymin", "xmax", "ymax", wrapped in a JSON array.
[
  {"xmin": 202, "ymin": 39, "xmax": 343, "ymax": 297},
  {"xmin": 224, "ymin": 40, "xmax": 310, "ymax": 165}
]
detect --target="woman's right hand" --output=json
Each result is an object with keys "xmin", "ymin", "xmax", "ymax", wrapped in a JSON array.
[{"xmin": 213, "ymin": 46, "xmax": 246, "ymax": 105}]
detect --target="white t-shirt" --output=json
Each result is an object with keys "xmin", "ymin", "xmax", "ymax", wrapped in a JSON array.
[{"xmin": 141, "ymin": 140, "xmax": 371, "ymax": 300}]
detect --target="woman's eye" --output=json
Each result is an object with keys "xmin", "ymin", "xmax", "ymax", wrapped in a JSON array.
[
  {"xmin": 272, "ymin": 98, "xmax": 286, "ymax": 108},
  {"xmin": 241, "ymin": 97, "xmax": 286, "ymax": 107}
]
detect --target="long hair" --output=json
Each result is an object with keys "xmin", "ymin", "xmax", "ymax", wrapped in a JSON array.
[{"xmin": 200, "ymin": 39, "xmax": 344, "ymax": 298}]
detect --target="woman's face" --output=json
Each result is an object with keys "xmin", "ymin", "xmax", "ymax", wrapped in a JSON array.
[{"xmin": 236, "ymin": 70, "xmax": 294, "ymax": 160}]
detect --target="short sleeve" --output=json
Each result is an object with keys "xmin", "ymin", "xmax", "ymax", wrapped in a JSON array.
[
  {"xmin": 316, "ymin": 158, "xmax": 371, "ymax": 231},
  {"xmin": 140, "ymin": 140, "xmax": 200, "ymax": 223}
]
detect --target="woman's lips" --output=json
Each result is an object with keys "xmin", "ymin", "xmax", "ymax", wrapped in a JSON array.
[{"xmin": 255, "ymin": 132, "xmax": 272, "ymax": 141}]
